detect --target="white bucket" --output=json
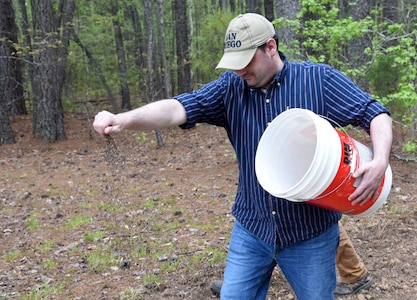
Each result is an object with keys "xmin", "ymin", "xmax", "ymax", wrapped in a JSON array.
[{"xmin": 255, "ymin": 108, "xmax": 392, "ymax": 217}]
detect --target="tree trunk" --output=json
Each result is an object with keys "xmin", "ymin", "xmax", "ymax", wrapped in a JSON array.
[
  {"xmin": 219, "ymin": 0, "xmax": 227, "ymax": 11},
  {"xmin": 0, "ymin": 0, "xmax": 26, "ymax": 117},
  {"xmin": 31, "ymin": 0, "xmax": 66, "ymax": 142},
  {"xmin": 246, "ymin": 0, "xmax": 254, "ymax": 12},
  {"xmin": 276, "ymin": 0, "xmax": 302, "ymax": 59},
  {"xmin": 143, "ymin": 0, "xmax": 164, "ymax": 146},
  {"xmin": 57, "ymin": 0, "xmax": 76, "ymax": 99},
  {"xmin": 264, "ymin": 0, "xmax": 275, "ymax": 21},
  {"xmin": 174, "ymin": 0, "xmax": 192, "ymax": 94},
  {"xmin": 383, "ymin": 0, "xmax": 398, "ymax": 24},
  {"xmin": 17, "ymin": 0, "xmax": 35, "ymax": 112},
  {"xmin": 347, "ymin": 0, "xmax": 371, "ymax": 90},
  {"xmin": 156, "ymin": 0, "xmax": 172, "ymax": 98},
  {"xmin": 126, "ymin": 3, "xmax": 146, "ymax": 90},
  {"xmin": 0, "ymin": 102, "xmax": 15, "ymax": 144},
  {"xmin": 143, "ymin": 0, "xmax": 154, "ymax": 103},
  {"xmin": 0, "ymin": 0, "xmax": 18, "ymax": 144},
  {"xmin": 382, "ymin": 0, "xmax": 398, "ymax": 47},
  {"xmin": 230, "ymin": 0, "xmax": 236, "ymax": 12},
  {"xmin": 112, "ymin": 0, "xmax": 131, "ymax": 111}
]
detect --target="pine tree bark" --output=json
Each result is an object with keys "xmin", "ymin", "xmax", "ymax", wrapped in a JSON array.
[
  {"xmin": 174, "ymin": 0, "xmax": 192, "ymax": 94},
  {"xmin": 126, "ymin": 4, "xmax": 146, "ymax": 89},
  {"xmin": 0, "ymin": 0, "xmax": 26, "ymax": 118},
  {"xmin": 17, "ymin": 0, "xmax": 35, "ymax": 112},
  {"xmin": 31, "ymin": 0, "xmax": 66, "ymax": 142},
  {"xmin": 276, "ymin": 0, "xmax": 302, "ymax": 58},
  {"xmin": 264, "ymin": 0, "xmax": 275, "ymax": 21},
  {"xmin": 156, "ymin": 0, "xmax": 172, "ymax": 98},
  {"xmin": 143, "ymin": 0, "xmax": 164, "ymax": 146},
  {"xmin": 347, "ymin": 0, "xmax": 371, "ymax": 90},
  {"xmin": 112, "ymin": 0, "xmax": 131, "ymax": 111},
  {"xmin": 0, "ymin": 0, "xmax": 25, "ymax": 144}
]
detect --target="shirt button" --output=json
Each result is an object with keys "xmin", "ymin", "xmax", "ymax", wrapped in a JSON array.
[
  {"xmin": 266, "ymin": 98, "xmax": 270, "ymax": 103},
  {"xmin": 272, "ymin": 211, "xmax": 276, "ymax": 215},
  {"xmin": 277, "ymin": 82, "xmax": 281, "ymax": 88},
  {"xmin": 267, "ymin": 122, "xmax": 271, "ymax": 126}
]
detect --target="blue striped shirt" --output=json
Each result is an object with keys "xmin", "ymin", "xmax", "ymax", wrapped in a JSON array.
[{"xmin": 174, "ymin": 52, "xmax": 389, "ymax": 247}]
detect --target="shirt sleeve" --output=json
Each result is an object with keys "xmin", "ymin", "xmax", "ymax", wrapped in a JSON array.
[
  {"xmin": 322, "ymin": 66, "xmax": 390, "ymax": 133},
  {"xmin": 174, "ymin": 72, "xmax": 235, "ymax": 129}
]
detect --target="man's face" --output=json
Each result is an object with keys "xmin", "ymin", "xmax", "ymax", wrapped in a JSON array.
[{"xmin": 235, "ymin": 40, "xmax": 277, "ymax": 89}]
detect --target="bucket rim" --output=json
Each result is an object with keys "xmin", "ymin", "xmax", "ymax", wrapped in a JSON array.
[{"xmin": 255, "ymin": 108, "xmax": 341, "ymax": 199}]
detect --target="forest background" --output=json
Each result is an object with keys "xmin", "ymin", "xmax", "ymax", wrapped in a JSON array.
[
  {"xmin": 0, "ymin": 0, "xmax": 416, "ymax": 150},
  {"xmin": 1, "ymin": 0, "xmax": 417, "ymax": 299}
]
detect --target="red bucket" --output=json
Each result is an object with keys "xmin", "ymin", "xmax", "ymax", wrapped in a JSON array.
[
  {"xmin": 306, "ymin": 129, "xmax": 392, "ymax": 217},
  {"xmin": 255, "ymin": 108, "xmax": 392, "ymax": 217}
]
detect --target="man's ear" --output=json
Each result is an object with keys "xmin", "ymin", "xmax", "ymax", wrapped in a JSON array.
[{"xmin": 266, "ymin": 38, "xmax": 277, "ymax": 54}]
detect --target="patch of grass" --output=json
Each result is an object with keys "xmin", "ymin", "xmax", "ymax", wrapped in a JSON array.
[
  {"xmin": 84, "ymin": 230, "xmax": 106, "ymax": 242},
  {"xmin": 389, "ymin": 205, "xmax": 408, "ymax": 216},
  {"xmin": 165, "ymin": 221, "xmax": 180, "ymax": 231},
  {"xmin": 134, "ymin": 131, "xmax": 148, "ymax": 143},
  {"xmin": 142, "ymin": 198, "xmax": 157, "ymax": 209},
  {"xmin": 65, "ymin": 215, "xmax": 93, "ymax": 229},
  {"xmin": 41, "ymin": 258, "xmax": 56, "ymax": 270},
  {"xmin": 97, "ymin": 201, "xmax": 124, "ymax": 212},
  {"xmin": 12, "ymin": 173, "xmax": 28, "ymax": 180},
  {"xmin": 162, "ymin": 196, "xmax": 176, "ymax": 205},
  {"xmin": 189, "ymin": 245, "xmax": 226, "ymax": 266},
  {"xmin": 191, "ymin": 250, "xmax": 206, "ymax": 263},
  {"xmin": 119, "ymin": 287, "xmax": 145, "ymax": 299},
  {"xmin": 200, "ymin": 222, "xmax": 220, "ymax": 231},
  {"xmin": 27, "ymin": 215, "xmax": 40, "ymax": 230},
  {"xmin": 161, "ymin": 259, "xmax": 180, "ymax": 273},
  {"xmin": 142, "ymin": 274, "xmax": 163, "ymax": 286},
  {"xmin": 45, "ymin": 184, "xmax": 58, "ymax": 194},
  {"xmin": 86, "ymin": 248, "xmax": 117, "ymax": 273},
  {"xmin": 161, "ymin": 259, "xmax": 179, "ymax": 273},
  {"xmin": 23, "ymin": 283, "xmax": 65, "ymax": 299},
  {"xmin": 150, "ymin": 250, "xmax": 167, "ymax": 262},
  {"xmin": 77, "ymin": 202, "xmax": 94, "ymax": 209},
  {"xmin": 131, "ymin": 246, "xmax": 147, "ymax": 259},
  {"xmin": 206, "ymin": 246, "xmax": 227, "ymax": 264},
  {"xmin": 341, "ymin": 215, "xmax": 350, "ymax": 222},
  {"xmin": 187, "ymin": 220, "xmax": 219, "ymax": 231},
  {"xmin": 36, "ymin": 240, "xmax": 53, "ymax": 253},
  {"xmin": 59, "ymin": 190, "xmax": 70, "ymax": 197},
  {"xmin": 44, "ymin": 184, "xmax": 71, "ymax": 197},
  {"xmin": 87, "ymin": 189, "xmax": 99, "ymax": 196},
  {"xmin": 150, "ymin": 223, "xmax": 163, "ymax": 232},
  {"xmin": 4, "ymin": 249, "xmax": 23, "ymax": 262},
  {"xmin": 0, "ymin": 206, "xmax": 10, "ymax": 214}
]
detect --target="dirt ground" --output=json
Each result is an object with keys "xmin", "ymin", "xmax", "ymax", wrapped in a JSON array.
[{"xmin": 1, "ymin": 113, "xmax": 417, "ymax": 300}]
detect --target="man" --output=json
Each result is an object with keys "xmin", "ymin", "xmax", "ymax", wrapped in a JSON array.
[
  {"xmin": 210, "ymin": 222, "xmax": 375, "ymax": 297},
  {"xmin": 93, "ymin": 13, "xmax": 392, "ymax": 300}
]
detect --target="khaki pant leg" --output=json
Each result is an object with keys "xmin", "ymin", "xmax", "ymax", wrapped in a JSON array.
[{"xmin": 336, "ymin": 222, "xmax": 367, "ymax": 283}]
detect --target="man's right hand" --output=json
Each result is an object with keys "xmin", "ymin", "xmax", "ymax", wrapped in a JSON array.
[{"xmin": 93, "ymin": 110, "xmax": 123, "ymax": 136}]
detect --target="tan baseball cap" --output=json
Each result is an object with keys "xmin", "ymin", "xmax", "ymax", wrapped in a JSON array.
[{"xmin": 216, "ymin": 13, "xmax": 275, "ymax": 70}]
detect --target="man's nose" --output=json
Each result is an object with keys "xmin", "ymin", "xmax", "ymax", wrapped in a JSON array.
[{"xmin": 236, "ymin": 69, "xmax": 246, "ymax": 77}]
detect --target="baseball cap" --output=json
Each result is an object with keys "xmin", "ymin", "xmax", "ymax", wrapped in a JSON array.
[{"xmin": 216, "ymin": 13, "xmax": 275, "ymax": 70}]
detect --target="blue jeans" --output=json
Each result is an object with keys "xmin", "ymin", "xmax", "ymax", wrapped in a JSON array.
[{"xmin": 220, "ymin": 221, "xmax": 339, "ymax": 300}]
